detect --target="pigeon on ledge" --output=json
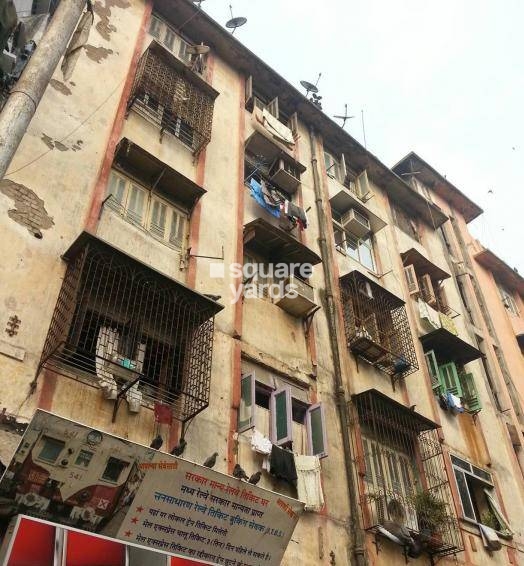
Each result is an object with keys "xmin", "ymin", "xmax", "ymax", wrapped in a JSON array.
[
  {"xmin": 232, "ymin": 464, "xmax": 249, "ymax": 481},
  {"xmin": 248, "ymin": 471, "xmax": 262, "ymax": 485},
  {"xmin": 170, "ymin": 438, "xmax": 187, "ymax": 457},
  {"xmin": 203, "ymin": 452, "xmax": 218, "ymax": 468},
  {"xmin": 150, "ymin": 435, "xmax": 163, "ymax": 450}
]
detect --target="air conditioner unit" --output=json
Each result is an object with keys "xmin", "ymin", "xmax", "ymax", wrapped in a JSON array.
[
  {"xmin": 275, "ymin": 275, "xmax": 317, "ymax": 317},
  {"xmin": 340, "ymin": 208, "xmax": 371, "ymax": 237},
  {"xmin": 269, "ymin": 157, "xmax": 301, "ymax": 194}
]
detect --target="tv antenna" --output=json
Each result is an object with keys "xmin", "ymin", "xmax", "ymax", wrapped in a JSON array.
[
  {"xmin": 192, "ymin": 0, "xmax": 205, "ymax": 7},
  {"xmin": 226, "ymin": 4, "xmax": 247, "ymax": 34},
  {"xmin": 300, "ymin": 72, "xmax": 321, "ymax": 97},
  {"xmin": 333, "ymin": 104, "xmax": 354, "ymax": 128}
]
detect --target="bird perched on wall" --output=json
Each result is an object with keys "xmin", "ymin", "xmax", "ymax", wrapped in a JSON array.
[
  {"xmin": 248, "ymin": 471, "xmax": 262, "ymax": 485},
  {"xmin": 170, "ymin": 438, "xmax": 187, "ymax": 457},
  {"xmin": 203, "ymin": 452, "xmax": 218, "ymax": 468},
  {"xmin": 232, "ymin": 464, "xmax": 249, "ymax": 481},
  {"xmin": 150, "ymin": 435, "xmax": 163, "ymax": 450}
]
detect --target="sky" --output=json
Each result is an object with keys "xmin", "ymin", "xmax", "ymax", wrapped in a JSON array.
[{"xmin": 201, "ymin": 0, "xmax": 524, "ymax": 273}]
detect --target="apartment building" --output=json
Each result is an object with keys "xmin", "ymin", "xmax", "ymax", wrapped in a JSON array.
[{"xmin": 0, "ymin": 1, "xmax": 523, "ymax": 565}]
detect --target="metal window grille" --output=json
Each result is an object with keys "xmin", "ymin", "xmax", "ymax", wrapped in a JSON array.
[
  {"xmin": 353, "ymin": 390, "xmax": 463, "ymax": 558},
  {"xmin": 38, "ymin": 235, "xmax": 221, "ymax": 422},
  {"xmin": 340, "ymin": 271, "xmax": 418, "ymax": 381},
  {"xmin": 128, "ymin": 42, "xmax": 215, "ymax": 155}
]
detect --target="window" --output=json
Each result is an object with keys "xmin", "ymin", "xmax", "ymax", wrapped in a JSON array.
[
  {"xmin": 238, "ymin": 373, "xmax": 327, "ymax": 458},
  {"xmin": 74, "ymin": 449, "xmax": 94, "ymax": 468},
  {"xmin": 324, "ymin": 151, "xmax": 342, "ymax": 182},
  {"xmin": 424, "ymin": 351, "xmax": 482, "ymax": 413},
  {"xmin": 107, "ymin": 171, "xmax": 187, "ymax": 249},
  {"xmin": 333, "ymin": 223, "xmax": 375, "ymax": 271},
  {"xmin": 451, "ymin": 455, "xmax": 512, "ymax": 536},
  {"xmin": 101, "ymin": 457, "xmax": 129, "ymax": 483},
  {"xmin": 148, "ymin": 14, "xmax": 206, "ymax": 75},
  {"xmin": 392, "ymin": 204, "xmax": 419, "ymax": 242},
  {"xmin": 498, "ymin": 284, "xmax": 519, "ymax": 316},
  {"xmin": 37, "ymin": 437, "xmax": 65, "ymax": 463}
]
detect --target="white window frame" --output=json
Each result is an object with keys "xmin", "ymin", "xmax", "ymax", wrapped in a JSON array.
[
  {"xmin": 238, "ymin": 373, "xmax": 328, "ymax": 458},
  {"xmin": 333, "ymin": 221, "xmax": 376, "ymax": 271},
  {"xmin": 106, "ymin": 170, "xmax": 188, "ymax": 250}
]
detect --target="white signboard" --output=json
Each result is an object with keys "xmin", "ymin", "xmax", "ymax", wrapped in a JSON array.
[{"xmin": 0, "ymin": 410, "xmax": 304, "ymax": 565}]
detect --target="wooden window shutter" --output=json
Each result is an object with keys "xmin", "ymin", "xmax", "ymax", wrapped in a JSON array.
[
  {"xmin": 238, "ymin": 373, "xmax": 256, "ymax": 432},
  {"xmin": 420, "ymin": 273, "xmax": 436, "ymax": 305},
  {"xmin": 439, "ymin": 362, "xmax": 462, "ymax": 397},
  {"xmin": 356, "ymin": 170, "xmax": 371, "ymax": 200},
  {"xmin": 459, "ymin": 372, "xmax": 482, "ymax": 414},
  {"xmin": 306, "ymin": 403, "xmax": 328, "ymax": 458},
  {"xmin": 289, "ymin": 112, "xmax": 299, "ymax": 139},
  {"xmin": 404, "ymin": 265, "xmax": 419, "ymax": 295},
  {"xmin": 424, "ymin": 350, "xmax": 442, "ymax": 393},
  {"xmin": 267, "ymin": 96, "xmax": 279, "ymax": 119},
  {"xmin": 270, "ymin": 387, "xmax": 292, "ymax": 445},
  {"xmin": 245, "ymin": 75, "xmax": 253, "ymax": 111}
]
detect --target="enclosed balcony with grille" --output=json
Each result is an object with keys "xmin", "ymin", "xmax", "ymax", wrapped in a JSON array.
[
  {"xmin": 353, "ymin": 389, "xmax": 463, "ymax": 559},
  {"xmin": 128, "ymin": 41, "xmax": 218, "ymax": 155},
  {"xmin": 37, "ymin": 233, "xmax": 223, "ymax": 422},
  {"xmin": 339, "ymin": 271, "xmax": 418, "ymax": 383}
]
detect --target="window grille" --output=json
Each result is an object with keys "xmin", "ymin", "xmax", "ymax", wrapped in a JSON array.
[
  {"xmin": 128, "ymin": 42, "xmax": 217, "ymax": 155},
  {"xmin": 340, "ymin": 271, "xmax": 418, "ymax": 380},
  {"xmin": 38, "ymin": 234, "xmax": 222, "ymax": 422},
  {"xmin": 353, "ymin": 390, "xmax": 463, "ymax": 557}
]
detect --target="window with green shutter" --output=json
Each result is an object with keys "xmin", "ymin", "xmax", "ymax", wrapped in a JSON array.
[
  {"xmin": 438, "ymin": 362, "xmax": 462, "ymax": 397},
  {"xmin": 306, "ymin": 403, "xmax": 328, "ymax": 459},
  {"xmin": 424, "ymin": 350, "xmax": 441, "ymax": 393},
  {"xmin": 459, "ymin": 372, "xmax": 482, "ymax": 414},
  {"xmin": 270, "ymin": 388, "xmax": 292, "ymax": 445},
  {"xmin": 238, "ymin": 373, "xmax": 255, "ymax": 432}
]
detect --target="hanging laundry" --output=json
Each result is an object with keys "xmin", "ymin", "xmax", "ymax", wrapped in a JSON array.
[
  {"xmin": 249, "ymin": 178, "xmax": 280, "ymax": 218},
  {"xmin": 261, "ymin": 179, "xmax": 284, "ymax": 207},
  {"xmin": 250, "ymin": 429, "xmax": 272, "ymax": 455},
  {"xmin": 446, "ymin": 391, "xmax": 464, "ymax": 414},
  {"xmin": 283, "ymin": 200, "xmax": 308, "ymax": 229},
  {"xmin": 269, "ymin": 445, "xmax": 297, "ymax": 485},
  {"xmin": 294, "ymin": 454, "xmax": 324, "ymax": 512}
]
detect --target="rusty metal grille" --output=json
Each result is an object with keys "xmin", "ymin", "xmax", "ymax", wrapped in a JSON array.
[
  {"xmin": 128, "ymin": 42, "xmax": 215, "ymax": 155},
  {"xmin": 340, "ymin": 271, "xmax": 418, "ymax": 380},
  {"xmin": 38, "ymin": 235, "xmax": 221, "ymax": 422},
  {"xmin": 352, "ymin": 390, "xmax": 463, "ymax": 558}
]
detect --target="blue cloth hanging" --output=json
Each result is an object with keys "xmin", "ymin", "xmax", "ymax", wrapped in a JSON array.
[{"xmin": 249, "ymin": 178, "xmax": 280, "ymax": 218}]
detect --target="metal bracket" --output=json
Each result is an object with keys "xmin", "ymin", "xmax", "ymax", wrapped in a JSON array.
[
  {"xmin": 304, "ymin": 305, "xmax": 321, "ymax": 337},
  {"xmin": 187, "ymin": 246, "xmax": 224, "ymax": 261},
  {"xmin": 111, "ymin": 375, "xmax": 142, "ymax": 423}
]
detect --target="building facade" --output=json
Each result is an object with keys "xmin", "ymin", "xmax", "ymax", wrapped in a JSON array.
[{"xmin": 0, "ymin": 1, "xmax": 523, "ymax": 565}]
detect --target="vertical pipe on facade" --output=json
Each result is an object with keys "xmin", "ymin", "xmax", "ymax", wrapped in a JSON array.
[{"xmin": 308, "ymin": 128, "xmax": 367, "ymax": 566}]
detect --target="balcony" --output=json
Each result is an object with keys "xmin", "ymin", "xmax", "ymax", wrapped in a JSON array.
[
  {"xmin": 353, "ymin": 389, "xmax": 463, "ymax": 559},
  {"xmin": 340, "ymin": 271, "xmax": 418, "ymax": 381},
  {"xmin": 128, "ymin": 41, "xmax": 218, "ymax": 155},
  {"xmin": 37, "ymin": 232, "xmax": 223, "ymax": 422}
]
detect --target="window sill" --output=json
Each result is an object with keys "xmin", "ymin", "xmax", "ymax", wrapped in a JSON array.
[{"xmin": 459, "ymin": 517, "xmax": 513, "ymax": 541}]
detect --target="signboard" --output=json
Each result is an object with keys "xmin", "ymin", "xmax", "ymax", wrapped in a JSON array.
[{"xmin": 0, "ymin": 410, "xmax": 304, "ymax": 566}]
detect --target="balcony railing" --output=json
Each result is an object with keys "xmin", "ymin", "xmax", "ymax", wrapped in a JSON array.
[
  {"xmin": 340, "ymin": 271, "xmax": 418, "ymax": 381},
  {"xmin": 128, "ymin": 41, "xmax": 218, "ymax": 155},
  {"xmin": 38, "ymin": 233, "xmax": 223, "ymax": 422},
  {"xmin": 353, "ymin": 390, "xmax": 463, "ymax": 559}
]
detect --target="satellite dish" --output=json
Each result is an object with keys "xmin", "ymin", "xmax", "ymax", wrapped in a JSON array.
[
  {"xmin": 186, "ymin": 44, "xmax": 210, "ymax": 55},
  {"xmin": 300, "ymin": 73, "xmax": 322, "ymax": 97},
  {"xmin": 226, "ymin": 5, "xmax": 246, "ymax": 34},
  {"xmin": 300, "ymin": 81, "xmax": 318, "ymax": 95}
]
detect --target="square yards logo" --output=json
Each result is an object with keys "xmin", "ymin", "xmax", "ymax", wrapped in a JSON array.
[{"xmin": 210, "ymin": 262, "xmax": 313, "ymax": 304}]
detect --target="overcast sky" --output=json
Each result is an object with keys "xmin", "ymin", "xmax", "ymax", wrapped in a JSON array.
[{"xmin": 202, "ymin": 0, "xmax": 523, "ymax": 273}]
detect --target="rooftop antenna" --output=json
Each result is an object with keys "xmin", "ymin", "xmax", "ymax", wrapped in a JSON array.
[
  {"xmin": 226, "ymin": 4, "xmax": 247, "ymax": 34},
  {"xmin": 333, "ymin": 104, "xmax": 355, "ymax": 128},
  {"xmin": 400, "ymin": 158, "xmax": 420, "ymax": 178},
  {"xmin": 192, "ymin": 0, "xmax": 205, "ymax": 7}
]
